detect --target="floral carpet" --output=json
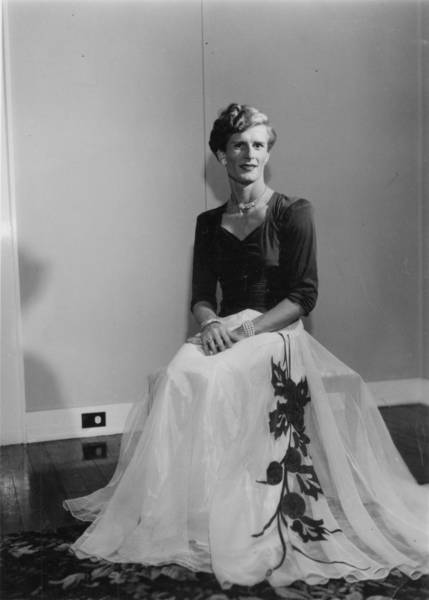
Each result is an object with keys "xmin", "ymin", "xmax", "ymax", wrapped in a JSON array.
[{"xmin": 0, "ymin": 526, "xmax": 427, "ymax": 600}]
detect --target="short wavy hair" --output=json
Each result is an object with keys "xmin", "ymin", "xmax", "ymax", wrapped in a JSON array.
[{"xmin": 209, "ymin": 103, "xmax": 277, "ymax": 157}]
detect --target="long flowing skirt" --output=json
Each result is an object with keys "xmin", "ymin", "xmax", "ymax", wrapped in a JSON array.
[{"xmin": 64, "ymin": 310, "xmax": 429, "ymax": 588}]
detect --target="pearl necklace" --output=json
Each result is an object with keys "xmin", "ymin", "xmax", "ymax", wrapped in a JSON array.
[{"xmin": 234, "ymin": 186, "xmax": 270, "ymax": 214}]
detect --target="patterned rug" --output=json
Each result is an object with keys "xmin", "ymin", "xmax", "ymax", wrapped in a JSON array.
[{"xmin": 1, "ymin": 526, "xmax": 428, "ymax": 600}]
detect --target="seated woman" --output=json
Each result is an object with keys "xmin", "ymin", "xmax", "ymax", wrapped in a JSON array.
[{"xmin": 65, "ymin": 104, "xmax": 428, "ymax": 588}]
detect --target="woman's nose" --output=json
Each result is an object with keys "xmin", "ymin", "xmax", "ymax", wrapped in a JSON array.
[{"xmin": 243, "ymin": 144, "xmax": 254, "ymax": 158}]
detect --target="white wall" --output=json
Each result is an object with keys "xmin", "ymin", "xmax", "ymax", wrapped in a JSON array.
[
  {"xmin": 6, "ymin": 0, "xmax": 204, "ymax": 412},
  {"xmin": 1, "ymin": 36, "xmax": 26, "ymax": 443},
  {"xmin": 422, "ymin": 0, "xmax": 429, "ymax": 379},
  {"xmin": 3, "ymin": 0, "xmax": 427, "ymax": 419},
  {"xmin": 203, "ymin": 0, "xmax": 423, "ymax": 381}
]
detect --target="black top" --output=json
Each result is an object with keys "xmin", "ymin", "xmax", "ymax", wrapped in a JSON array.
[{"xmin": 191, "ymin": 192, "xmax": 318, "ymax": 317}]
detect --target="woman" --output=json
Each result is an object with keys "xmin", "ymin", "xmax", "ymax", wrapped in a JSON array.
[{"xmin": 65, "ymin": 104, "xmax": 428, "ymax": 588}]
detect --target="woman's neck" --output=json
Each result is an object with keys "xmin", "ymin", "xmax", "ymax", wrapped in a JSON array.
[{"xmin": 228, "ymin": 180, "xmax": 268, "ymax": 212}]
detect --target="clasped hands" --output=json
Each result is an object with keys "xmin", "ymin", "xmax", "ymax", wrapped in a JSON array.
[{"xmin": 187, "ymin": 321, "xmax": 247, "ymax": 355}]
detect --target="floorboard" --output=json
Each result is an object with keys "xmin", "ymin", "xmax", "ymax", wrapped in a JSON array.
[
  {"xmin": 0, "ymin": 471, "xmax": 23, "ymax": 535},
  {"xmin": 26, "ymin": 443, "xmax": 75, "ymax": 530}
]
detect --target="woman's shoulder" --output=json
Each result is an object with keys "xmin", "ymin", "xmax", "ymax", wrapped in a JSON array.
[
  {"xmin": 270, "ymin": 193, "xmax": 314, "ymax": 228},
  {"xmin": 195, "ymin": 203, "xmax": 227, "ymax": 227},
  {"xmin": 271, "ymin": 192, "xmax": 312, "ymax": 212}
]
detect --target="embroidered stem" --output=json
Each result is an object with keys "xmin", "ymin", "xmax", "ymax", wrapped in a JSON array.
[
  {"xmin": 291, "ymin": 544, "xmax": 370, "ymax": 571},
  {"xmin": 272, "ymin": 511, "xmax": 287, "ymax": 571},
  {"xmin": 252, "ymin": 512, "xmax": 278, "ymax": 538}
]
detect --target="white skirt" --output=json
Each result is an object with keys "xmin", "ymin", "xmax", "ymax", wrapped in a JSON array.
[{"xmin": 64, "ymin": 310, "xmax": 429, "ymax": 588}]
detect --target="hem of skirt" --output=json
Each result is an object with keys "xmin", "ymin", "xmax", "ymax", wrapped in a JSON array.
[
  {"xmin": 226, "ymin": 562, "xmax": 429, "ymax": 589},
  {"xmin": 69, "ymin": 544, "xmax": 214, "ymax": 574},
  {"xmin": 63, "ymin": 500, "xmax": 100, "ymax": 523},
  {"xmin": 67, "ymin": 539, "xmax": 429, "ymax": 589},
  {"xmin": 274, "ymin": 562, "xmax": 428, "ymax": 588}
]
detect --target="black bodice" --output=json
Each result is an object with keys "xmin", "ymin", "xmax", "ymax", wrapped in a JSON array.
[
  {"xmin": 191, "ymin": 193, "xmax": 318, "ymax": 317},
  {"xmin": 215, "ymin": 226, "xmax": 275, "ymax": 316}
]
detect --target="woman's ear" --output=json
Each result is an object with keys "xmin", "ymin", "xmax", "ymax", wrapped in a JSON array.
[{"xmin": 217, "ymin": 151, "xmax": 227, "ymax": 166}]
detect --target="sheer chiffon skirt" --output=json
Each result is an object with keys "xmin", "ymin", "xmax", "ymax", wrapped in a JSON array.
[{"xmin": 64, "ymin": 310, "xmax": 429, "ymax": 588}]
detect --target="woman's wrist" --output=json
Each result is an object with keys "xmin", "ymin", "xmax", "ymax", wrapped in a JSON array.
[
  {"xmin": 200, "ymin": 317, "xmax": 222, "ymax": 330},
  {"xmin": 192, "ymin": 301, "xmax": 219, "ymax": 330},
  {"xmin": 237, "ymin": 320, "xmax": 256, "ymax": 337}
]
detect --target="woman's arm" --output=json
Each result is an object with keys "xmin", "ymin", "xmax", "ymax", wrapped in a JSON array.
[
  {"xmin": 190, "ymin": 214, "xmax": 218, "ymax": 315},
  {"xmin": 190, "ymin": 214, "xmax": 240, "ymax": 354},
  {"xmin": 252, "ymin": 297, "xmax": 305, "ymax": 334},
  {"xmin": 192, "ymin": 300, "xmax": 218, "ymax": 327}
]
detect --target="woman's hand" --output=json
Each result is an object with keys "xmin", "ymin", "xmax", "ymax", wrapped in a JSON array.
[
  {"xmin": 230, "ymin": 324, "xmax": 249, "ymax": 344},
  {"xmin": 201, "ymin": 322, "xmax": 241, "ymax": 355}
]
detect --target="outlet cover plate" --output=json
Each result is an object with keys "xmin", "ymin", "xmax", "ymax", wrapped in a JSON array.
[{"xmin": 81, "ymin": 412, "xmax": 106, "ymax": 428}]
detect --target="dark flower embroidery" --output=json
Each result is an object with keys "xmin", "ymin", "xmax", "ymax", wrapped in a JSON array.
[
  {"xmin": 266, "ymin": 461, "xmax": 283, "ymax": 485},
  {"xmin": 284, "ymin": 448, "xmax": 301, "ymax": 473},
  {"xmin": 270, "ymin": 360, "xmax": 310, "ymax": 435},
  {"xmin": 281, "ymin": 492, "xmax": 306, "ymax": 519},
  {"xmin": 252, "ymin": 333, "xmax": 354, "ymax": 575},
  {"xmin": 296, "ymin": 465, "xmax": 323, "ymax": 500},
  {"xmin": 291, "ymin": 516, "xmax": 333, "ymax": 543}
]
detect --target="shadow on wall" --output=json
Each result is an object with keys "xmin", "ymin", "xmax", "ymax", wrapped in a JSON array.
[
  {"xmin": 205, "ymin": 154, "xmax": 230, "ymax": 205},
  {"xmin": 19, "ymin": 247, "xmax": 49, "ymax": 312},
  {"xmin": 185, "ymin": 243, "xmax": 199, "ymax": 339},
  {"xmin": 18, "ymin": 246, "xmax": 64, "ymax": 412},
  {"xmin": 23, "ymin": 352, "xmax": 64, "ymax": 413}
]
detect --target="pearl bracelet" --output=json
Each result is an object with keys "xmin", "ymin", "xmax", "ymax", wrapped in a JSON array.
[
  {"xmin": 242, "ymin": 320, "xmax": 255, "ymax": 337},
  {"xmin": 200, "ymin": 317, "xmax": 221, "ymax": 329}
]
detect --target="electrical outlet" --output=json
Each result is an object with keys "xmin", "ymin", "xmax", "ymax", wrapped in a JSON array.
[
  {"xmin": 81, "ymin": 411, "xmax": 106, "ymax": 428},
  {"xmin": 82, "ymin": 441, "xmax": 107, "ymax": 460}
]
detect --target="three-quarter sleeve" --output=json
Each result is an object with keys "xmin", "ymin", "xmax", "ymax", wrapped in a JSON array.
[
  {"xmin": 190, "ymin": 214, "xmax": 218, "ymax": 313},
  {"xmin": 279, "ymin": 199, "xmax": 318, "ymax": 315}
]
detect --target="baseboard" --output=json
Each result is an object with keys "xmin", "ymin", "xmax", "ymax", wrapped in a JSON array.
[
  {"xmin": 0, "ymin": 426, "xmax": 27, "ymax": 446},
  {"xmin": 22, "ymin": 378, "xmax": 429, "ymax": 444},
  {"xmin": 368, "ymin": 378, "xmax": 429, "ymax": 407},
  {"xmin": 25, "ymin": 402, "xmax": 133, "ymax": 444}
]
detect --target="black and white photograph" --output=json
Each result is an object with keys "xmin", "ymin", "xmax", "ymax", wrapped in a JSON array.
[{"xmin": 1, "ymin": 1, "xmax": 428, "ymax": 599}]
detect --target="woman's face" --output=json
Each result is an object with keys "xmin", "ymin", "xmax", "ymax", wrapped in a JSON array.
[{"xmin": 220, "ymin": 124, "xmax": 270, "ymax": 186}]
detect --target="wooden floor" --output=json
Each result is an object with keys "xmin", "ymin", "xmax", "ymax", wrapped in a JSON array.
[
  {"xmin": 1, "ymin": 404, "xmax": 428, "ymax": 536},
  {"xmin": 0, "ymin": 435, "xmax": 122, "ymax": 535}
]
